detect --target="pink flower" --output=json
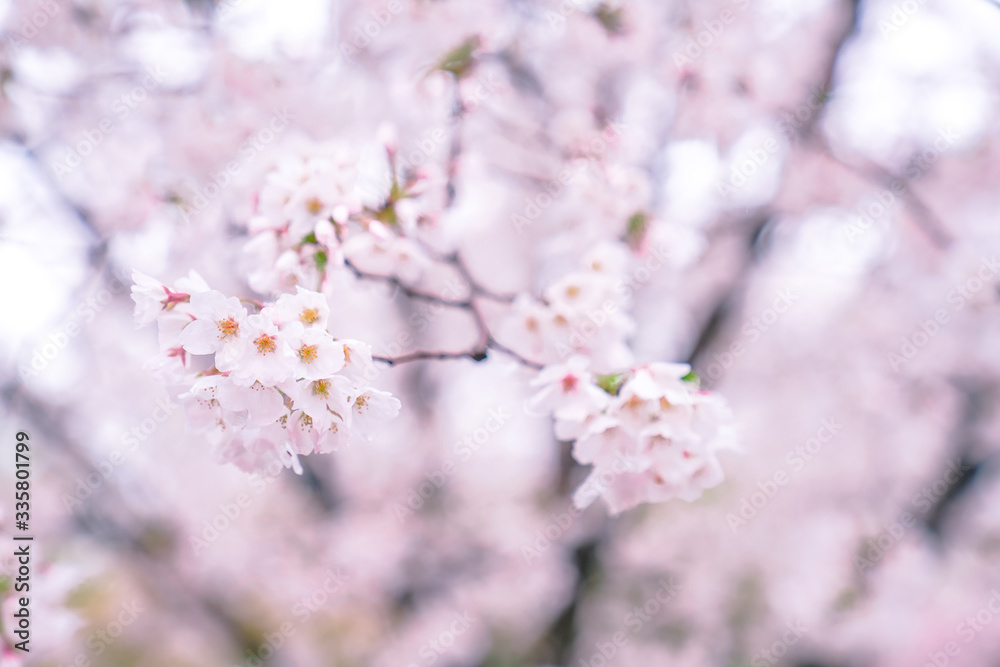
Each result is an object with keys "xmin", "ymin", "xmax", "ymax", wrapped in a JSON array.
[
  {"xmin": 178, "ymin": 290, "xmax": 249, "ymax": 369},
  {"xmin": 228, "ymin": 313, "xmax": 294, "ymax": 386}
]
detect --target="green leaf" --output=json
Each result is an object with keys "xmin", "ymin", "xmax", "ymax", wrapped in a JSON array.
[
  {"xmin": 596, "ymin": 372, "xmax": 625, "ymax": 396},
  {"xmin": 376, "ymin": 204, "xmax": 399, "ymax": 226},
  {"xmin": 438, "ymin": 36, "xmax": 482, "ymax": 78},
  {"xmin": 593, "ymin": 3, "xmax": 626, "ymax": 35},
  {"xmin": 681, "ymin": 370, "xmax": 700, "ymax": 385},
  {"xmin": 625, "ymin": 211, "xmax": 648, "ymax": 248},
  {"xmin": 314, "ymin": 250, "xmax": 328, "ymax": 274},
  {"xmin": 301, "ymin": 232, "xmax": 318, "ymax": 245}
]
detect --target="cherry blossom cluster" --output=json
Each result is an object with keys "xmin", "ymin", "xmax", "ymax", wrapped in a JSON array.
[
  {"xmin": 529, "ymin": 356, "xmax": 737, "ymax": 514},
  {"xmin": 242, "ymin": 137, "xmax": 442, "ymax": 296},
  {"xmin": 501, "ymin": 241, "xmax": 637, "ymax": 372},
  {"xmin": 131, "ymin": 271, "xmax": 400, "ymax": 475}
]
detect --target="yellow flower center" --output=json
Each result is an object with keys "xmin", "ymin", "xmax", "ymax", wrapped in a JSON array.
[
  {"xmin": 217, "ymin": 317, "xmax": 240, "ymax": 339},
  {"xmin": 306, "ymin": 197, "xmax": 324, "ymax": 215},
  {"xmin": 312, "ymin": 380, "xmax": 330, "ymax": 397},
  {"xmin": 255, "ymin": 334, "xmax": 276, "ymax": 355},
  {"xmin": 299, "ymin": 345, "xmax": 318, "ymax": 363},
  {"xmin": 300, "ymin": 308, "xmax": 319, "ymax": 324}
]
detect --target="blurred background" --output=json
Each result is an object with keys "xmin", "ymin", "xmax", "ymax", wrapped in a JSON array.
[{"xmin": 2, "ymin": 0, "xmax": 1000, "ymax": 665}]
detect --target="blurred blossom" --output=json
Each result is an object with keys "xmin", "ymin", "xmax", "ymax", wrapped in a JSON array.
[{"xmin": 0, "ymin": 0, "xmax": 999, "ymax": 665}]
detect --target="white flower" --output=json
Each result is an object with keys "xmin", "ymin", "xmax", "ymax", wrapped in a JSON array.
[
  {"xmin": 281, "ymin": 323, "xmax": 345, "ymax": 380},
  {"xmin": 178, "ymin": 376, "xmax": 240, "ymax": 443},
  {"xmin": 528, "ymin": 356, "xmax": 610, "ymax": 439},
  {"xmin": 142, "ymin": 348, "xmax": 187, "ymax": 384},
  {"xmin": 178, "ymin": 290, "xmax": 249, "ymax": 369},
  {"xmin": 174, "ymin": 269, "xmax": 211, "ymax": 295},
  {"xmin": 131, "ymin": 270, "xmax": 171, "ymax": 327},
  {"xmin": 570, "ymin": 385, "xmax": 736, "ymax": 514},
  {"xmin": 339, "ymin": 339, "xmax": 377, "ymax": 381},
  {"xmin": 228, "ymin": 313, "xmax": 294, "ymax": 386},
  {"xmin": 267, "ymin": 286, "xmax": 331, "ymax": 329},
  {"xmin": 581, "ymin": 241, "xmax": 630, "ymax": 276},
  {"xmin": 285, "ymin": 409, "xmax": 351, "ymax": 456},
  {"xmin": 217, "ymin": 377, "xmax": 289, "ymax": 428},
  {"xmin": 341, "ymin": 226, "xmax": 432, "ymax": 283},
  {"xmin": 626, "ymin": 362, "xmax": 696, "ymax": 406},
  {"xmin": 572, "ymin": 414, "xmax": 635, "ymax": 466},
  {"xmin": 542, "ymin": 271, "xmax": 609, "ymax": 313},
  {"xmin": 216, "ymin": 431, "xmax": 300, "ymax": 475},
  {"xmin": 315, "ymin": 417, "xmax": 352, "ymax": 453},
  {"xmin": 349, "ymin": 386, "xmax": 401, "ymax": 440},
  {"xmin": 131, "ymin": 270, "xmax": 210, "ymax": 328},
  {"xmin": 291, "ymin": 375, "xmax": 354, "ymax": 432}
]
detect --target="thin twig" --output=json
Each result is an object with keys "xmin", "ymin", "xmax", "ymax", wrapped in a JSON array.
[
  {"xmin": 343, "ymin": 258, "xmax": 472, "ymax": 308},
  {"xmin": 447, "ymin": 251, "xmax": 518, "ymax": 303}
]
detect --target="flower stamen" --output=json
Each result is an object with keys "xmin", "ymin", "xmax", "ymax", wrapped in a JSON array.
[
  {"xmin": 217, "ymin": 317, "xmax": 240, "ymax": 339},
  {"xmin": 255, "ymin": 334, "xmax": 277, "ymax": 355}
]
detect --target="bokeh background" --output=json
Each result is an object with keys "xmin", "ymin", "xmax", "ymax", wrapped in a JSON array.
[{"xmin": 2, "ymin": 0, "xmax": 1000, "ymax": 665}]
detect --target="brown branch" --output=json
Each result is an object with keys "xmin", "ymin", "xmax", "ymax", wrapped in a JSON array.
[
  {"xmin": 374, "ymin": 348, "xmax": 487, "ymax": 366},
  {"xmin": 343, "ymin": 258, "xmax": 472, "ymax": 307},
  {"xmin": 803, "ymin": 133, "xmax": 954, "ymax": 250},
  {"xmin": 444, "ymin": 251, "xmax": 518, "ymax": 303},
  {"xmin": 787, "ymin": 0, "xmax": 952, "ymax": 250},
  {"xmin": 373, "ymin": 339, "xmax": 543, "ymax": 370}
]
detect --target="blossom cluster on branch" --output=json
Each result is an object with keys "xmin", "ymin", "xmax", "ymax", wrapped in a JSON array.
[
  {"xmin": 530, "ymin": 356, "xmax": 735, "ymax": 513},
  {"xmin": 132, "ymin": 272, "xmax": 400, "ymax": 475},
  {"xmin": 131, "ymin": 135, "xmax": 736, "ymax": 513}
]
